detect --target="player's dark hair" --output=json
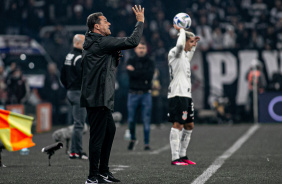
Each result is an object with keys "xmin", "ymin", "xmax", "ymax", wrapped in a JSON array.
[{"xmin": 87, "ymin": 12, "xmax": 103, "ymax": 31}]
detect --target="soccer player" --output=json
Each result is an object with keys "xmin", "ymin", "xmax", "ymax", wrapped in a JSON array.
[{"xmin": 168, "ymin": 24, "xmax": 200, "ymax": 165}]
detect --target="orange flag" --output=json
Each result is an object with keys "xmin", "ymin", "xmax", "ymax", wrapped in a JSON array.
[{"xmin": 0, "ymin": 109, "xmax": 35, "ymax": 151}]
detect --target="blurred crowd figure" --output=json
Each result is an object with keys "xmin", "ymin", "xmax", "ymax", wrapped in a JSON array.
[
  {"xmin": 38, "ymin": 62, "xmax": 66, "ymax": 125},
  {"xmin": 1, "ymin": 0, "xmax": 282, "ymax": 53},
  {"xmin": 0, "ymin": 60, "xmax": 71, "ymax": 125},
  {"xmin": 0, "ymin": 62, "xmax": 30, "ymax": 105},
  {"xmin": 245, "ymin": 59, "xmax": 267, "ymax": 120},
  {"xmin": 126, "ymin": 42, "xmax": 155, "ymax": 151}
]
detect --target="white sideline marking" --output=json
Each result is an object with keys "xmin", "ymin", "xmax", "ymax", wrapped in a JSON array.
[
  {"xmin": 192, "ymin": 124, "xmax": 260, "ymax": 184},
  {"xmin": 110, "ymin": 165, "xmax": 130, "ymax": 174},
  {"xmin": 150, "ymin": 144, "xmax": 170, "ymax": 155}
]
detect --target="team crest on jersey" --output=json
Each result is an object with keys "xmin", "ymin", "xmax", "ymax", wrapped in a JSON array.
[{"xmin": 182, "ymin": 111, "xmax": 188, "ymax": 120}]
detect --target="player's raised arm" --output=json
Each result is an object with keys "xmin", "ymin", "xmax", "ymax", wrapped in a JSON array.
[{"xmin": 174, "ymin": 24, "xmax": 186, "ymax": 58}]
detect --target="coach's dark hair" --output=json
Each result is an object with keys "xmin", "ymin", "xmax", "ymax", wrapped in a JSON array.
[{"xmin": 87, "ymin": 12, "xmax": 103, "ymax": 31}]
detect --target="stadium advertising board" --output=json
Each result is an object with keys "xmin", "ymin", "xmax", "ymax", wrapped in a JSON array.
[
  {"xmin": 191, "ymin": 50, "xmax": 282, "ymax": 122},
  {"xmin": 259, "ymin": 92, "xmax": 282, "ymax": 123}
]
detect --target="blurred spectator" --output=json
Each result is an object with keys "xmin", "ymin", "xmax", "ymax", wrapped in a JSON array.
[
  {"xmin": 38, "ymin": 62, "xmax": 66, "ymax": 125},
  {"xmin": 276, "ymin": 18, "xmax": 282, "ymax": 49},
  {"xmin": 196, "ymin": 15, "xmax": 212, "ymax": 50},
  {"xmin": 192, "ymin": 0, "xmax": 211, "ymax": 17},
  {"xmin": 6, "ymin": 67, "xmax": 30, "ymax": 104},
  {"xmin": 0, "ymin": 0, "xmax": 280, "ymax": 52},
  {"xmin": 48, "ymin": 0, "xmax": 71, "ymax": 24},
  {"xmin": 208, "ymin": 5, "xmax": 224, "ymax": 28},
  {"xmin": 5, "ymin": 62, "xmax": 17, "ymax": 79},
  {"xmin": 22, "ymin": 0, "xmax": 45, "ymax": 38},
  {"xmin": 0, "ymin": 64, "xmax": 7, "ymax": 105},
  {"xmin": 270, "ymin": 0, "xmax": 282, "ymax": 25},
  {"xmin": 4, "ymin": 1, "xmax": 23, "ymax": 34},
  {"xmin": 126, "ymin": 42, "xmax": 155, "ymax": 151},
  {"xmin": 70, "ymin": 4, "xmax": 84, "ymax": 25},
  {"xmin": 268, "ymin": 72, "xmax": 282, "ymax": 91},
  {"xmin": 249, "ymin": 0, "xmax": 268, "ymax": 24},
  {"xmin": 49, "ymin": 24, "xmax": 71, "ymax": 68},
  {"xmin": 223, "ymin": 26, "xmax": 237, "ymax": 49},
  {"xmin": 250, "ymin": 29, "xmax": 264, "ymax": 49},
  {"xmin": 264, "ymin": 26, "xmax": 276, "ymax": 50},
  {"xmin": 211, "ymin": 27, "xmax": 223, "ymax": 50},
  {"xmin": 245, "ymin": 59, "xmax": 266, "ymax": 119},
  {"xmin": 236, "ymin": 22, "xmax": 250, "ymax": 49}
]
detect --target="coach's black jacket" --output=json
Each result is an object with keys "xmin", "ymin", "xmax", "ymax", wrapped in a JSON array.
[
  {"xmin": 80, "ymin": 22, "xmax": 144, "ymax": 110},
  {"xmin": 127, "ymin": 55, "xmax": 155, "ymax": 91}
]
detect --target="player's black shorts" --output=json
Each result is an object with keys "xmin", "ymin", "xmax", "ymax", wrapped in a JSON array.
[{"xmin": 168, "ymin": 96, "xmax": 194, "ymax": 124}]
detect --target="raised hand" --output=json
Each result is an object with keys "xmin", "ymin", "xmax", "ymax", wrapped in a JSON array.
[
  {"xmin": 195, "ymin": 36, "xmax": 200, "ymax": 42},
  {"xmin": 132, "ymin": 5, "xmax": 145, "ymax": 23},
  {"xmin": 173, "ymin": 24, "xmax": 182, "ymax": 32}
]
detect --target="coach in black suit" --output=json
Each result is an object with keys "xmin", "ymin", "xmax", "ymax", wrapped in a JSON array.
[{"xmin": 81, "ymin": 5, "xmax": 145, "ymax": 184}]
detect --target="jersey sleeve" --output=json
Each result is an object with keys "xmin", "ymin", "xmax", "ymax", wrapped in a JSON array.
[
  {"xmin": 175, "ymin": 28, "xmax": 186, "ymax": 58},
  {"xmin": 168, "ymin": 48, "xmax": 175, "ymax": 61}
]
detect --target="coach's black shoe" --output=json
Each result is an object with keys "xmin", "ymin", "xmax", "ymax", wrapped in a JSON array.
[
  {"xmin": 85, "ymin": 174, "xmax": 113, "ymax": 184},
  {"xmin": 100, "ymin": 172, "xmax": 120, "ymax": 182},
  {"xmin": 128, "ymin": 140, "xmax": 138, "ymax": 150},
  {"xmin": 85, "ymin": 177, "xmax": 98, "ymax": 184}
]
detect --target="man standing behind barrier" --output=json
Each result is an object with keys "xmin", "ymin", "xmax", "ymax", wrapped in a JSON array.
[
  {"xmin": 126, "ymin": 42, "xmax": 155, "ymax": 151},
  {"xmin": 81, "ymin": 5, "xmax": 144, "ymax": 183},
  {"xmin": 60, "ymin": 34, "xmax": 88, "ymax": 160}
]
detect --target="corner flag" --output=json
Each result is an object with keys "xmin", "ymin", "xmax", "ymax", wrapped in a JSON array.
[{"xmin": 0, "ymin": 109, "xmax": 35, "ymax": 151}]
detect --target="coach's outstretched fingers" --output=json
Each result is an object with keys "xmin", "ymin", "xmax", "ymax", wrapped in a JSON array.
[{"xmin": 132, "ymin": 5, "xmax": 145, "ymax": 23}]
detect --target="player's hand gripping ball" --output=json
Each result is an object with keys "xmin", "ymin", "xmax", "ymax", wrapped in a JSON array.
[{"xmin": 173, "ymin": 13, "xmax": 192, "ymax": 30}]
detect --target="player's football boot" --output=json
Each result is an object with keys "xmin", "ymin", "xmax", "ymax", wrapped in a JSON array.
[
  {"xmin": 180, "ymin": 156, "xmax": 196, "ymax": 165},
  {"xmin": 171, "ymin": 159, "xmax": 188, "ymax": 165}
]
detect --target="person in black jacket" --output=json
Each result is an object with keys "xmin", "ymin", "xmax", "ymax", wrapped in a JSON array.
[
  {"xmin": 60, "ymin": 34, "xmax": 88, "ymax": 160},
  {"xmin": 81, "ymin": 5, "xmax": 144, "ymax": 184},
  {"xmin": 126, "ymin": 42, "xmax": 155, "ymax": 151}
]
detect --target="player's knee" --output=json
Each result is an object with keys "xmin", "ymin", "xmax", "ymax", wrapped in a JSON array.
[
  {"xmin": 172, "ymin": 122, "xmax": 183, "ymax": 130},
  {"xmin": 184, "ymin": 122, "xmax": 194, "ymax": 130}
]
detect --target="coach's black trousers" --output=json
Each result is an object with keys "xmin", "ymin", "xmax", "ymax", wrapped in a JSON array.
[{"xmin": 86, "ymin": 106, "xmax": 116, "ymax": 178}]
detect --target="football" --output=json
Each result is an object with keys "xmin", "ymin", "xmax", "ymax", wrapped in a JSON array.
[{"xmin": 173, "ymin": 13, "xmax": 192, "ymax": 30}]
